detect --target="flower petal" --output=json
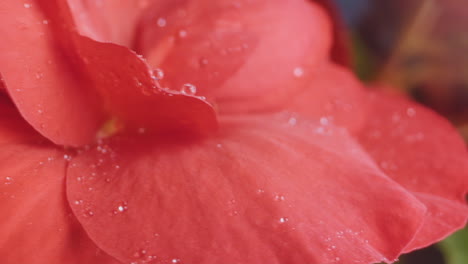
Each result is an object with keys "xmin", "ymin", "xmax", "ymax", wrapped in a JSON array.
[
  {"xmin": 253, "ymin": 63, "xmax": 367, "ymax": 132},
  {"xmin": 66, "ymin": 0, "xmax": 151, "ymax": 46},
  {"xmin": 354, "ymin": 91, "xmax": 468, "ymax": 252},
  {"xmin": 0, "ymin": 0, "xmax": 105, "ymax": 146},
  {"xmin": 135, "ymin": 0, "xmax": 332, "ymax": 109},
  {"xmin": 74, "ymin": 35, "xmax": 218, "ymax": 135},
  {"xmin": 0, "ymin": 96, "xmax": 119, "ymax": 264},
  {"xmin": 67, "ymin": 115, "xmax": 426, "ymax": 264}
]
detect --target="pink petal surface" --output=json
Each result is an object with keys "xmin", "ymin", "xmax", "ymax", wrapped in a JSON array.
[
  {"xmin": 0, "ymin": 96, "xmax": 119, "ymax": 264},
  {"xmin": 67, "ymin": 115, "xmax": 426, "ymax": 264},
  {"xmin": 274, "ymin": 63, "xmax": 367, "ymax": 132},
  {"xmin": 0, "ymin": 0, "xmax": 105, "ymax": 146},
  {"xmin": 66, "ymin": 0, "xmax": 151, "ymax": 46},
  {"xmin": 355, "ymin": 91, "xmax": 468, "ymax": 251},
  {"xmin": 135, "ymin": 0, "xmax": 332, "ymax": 113}
]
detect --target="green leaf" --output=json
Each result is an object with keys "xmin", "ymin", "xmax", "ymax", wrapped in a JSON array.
[{"xmin": 439, "ymin": 228, "xmax": 468, "ymax": 264}]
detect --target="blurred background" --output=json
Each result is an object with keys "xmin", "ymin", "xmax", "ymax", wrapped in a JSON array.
[{"xmin": 331, "ymin": 0, "xmax": 467, "ymax": 263}]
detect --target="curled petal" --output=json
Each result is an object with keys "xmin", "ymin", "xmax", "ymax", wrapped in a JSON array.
[
  {"xmin": 67, "ymin": 115, "xmax": 426, "ymax": 264},
  {"xmin": 74, "ymin": 35, "xmax": 218, "ymax": 135},
  {"xmin": 355, "ymin": 91, "xmax": 468, "ymax": 251},
  {"xmin": 0, "ymin": 97, "xmax": 119, "ymax": 264},
  {"xmin": 135, "ymin": 0, "xmax": 332, "ymax": 110},
  {"xmin": 0, "ymin": 0, "xmax": 105, "ymax": 146}
]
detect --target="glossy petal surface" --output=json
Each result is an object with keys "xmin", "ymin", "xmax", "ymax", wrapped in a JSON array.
[
  {"xmin": 0, "ymin": 0, "xmax": 105, "ymax": 146},
  {"xmin": 68, "ymin": 115, "xmax": 426, "ymax": 264},
  {"xmin": 355, "ymin": 91, "xmax": 468, "ymax": 251},
  {"xmin": 0, "ymin": 96, "xmax": 119, "ymax": 264},
  {"xmin": 136, "ymin": 0, "xmax": 332, "ymax": 112}
]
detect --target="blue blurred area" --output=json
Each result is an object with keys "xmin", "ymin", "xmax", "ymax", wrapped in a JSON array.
[{"xmin": 332, "ymin": 0, "xmax": 369, "ymax": 27}]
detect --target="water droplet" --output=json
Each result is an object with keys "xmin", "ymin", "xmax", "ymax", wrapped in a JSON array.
[
  {"xmin": 85, "ymin": 210, "xmax": 94, "ymax": 217},
  {"xmin": 37, "ymin": 109, "xmax": 43, "ymax": 114},
  {"xmin": 4, "ymin": 176, "xmax": 13, "ymax": 185},
  {"xmin": 63, "ymin": 154, "xmax": 72, "ymax": 161},
  {"xmin": 216, "ymin": 143, "xmax": 223, "ymax": 148},
  {"xmin": 42, "ymin": 20, "xmax": 49, "ymax": 25},
  {"xmin": 257, "ymin": 189, "xmax": 265, "ymax": 194},
  {"xmin": 180, "ymin": 83, "xmax": 197, "ymax": 95},
  {"xmin": 152, "ymin": 68, "xmax": 164, "ymax": 80},
  {"xmin": 293, "ymin": 67, "xmax": 304, "ymax": 77},
  {"xmin": 228, "ymin": 210, "xmax": 239, "ymax": 216},
  {"xmin": 157, "ymin": 17, "xmax": 167, "ymax": 27},
  {"xmin": 138, "ymin": 127, "xmax": 146, "ymax": 134},
  {"xmin": 279, "ymin": 217, "xmax": 289, "ymax": 223},
  {"xmin": 406, "ymin": 107, "xmax": 416, "ymax": 117},
  {"xmin": 288, "ymin": 117, "xmax": 297, "ymax": 126},
  {"xmin": 172, "ymin": 259, "xmax": 180, "ymax": 263},
  {"xmin": 274, "ymin": 194, "xmax": 285, "ymax": 201},
  {"xmin": 35, "ymin": 72, "xmax": 43, "ymax": 79},
  {"xmin": 199, "ymin": 57, "xmax": 209, "ymax": 67},
  {"xmin": 24, "ymin": 3, "xmax": 31, "ymax": 8},
  {"xmin": 320, "ymin": 117, "xmax": 329, "ymax": 126},
  {"xmin": 133, "ymin": 77, "xmax": 143, "ymax": 87},
  {"xmin": 335, "ymin": 257, "xmax": 340, "ymax": 261},
  {"xmin": 178, "ymin": 30, "xmax": 187, "ymax": 38}
]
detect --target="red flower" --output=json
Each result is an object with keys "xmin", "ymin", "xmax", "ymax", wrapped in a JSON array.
[{"xmin": 0, "ymin": 1, "xmax": 467, "ymax": 264}]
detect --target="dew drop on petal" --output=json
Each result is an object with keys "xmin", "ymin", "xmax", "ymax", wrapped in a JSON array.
[
  {"xmin": 320, "ymin": 117, "xmax": 329, "ymax": 126},
  {"xmin": 199, "ymin": 57, "xmax": 209, "ymax": 67},
  {"xmin": 85, "ymin": 210, "xmax": 94, "ymax": 217},
  {"xmin": 157, "ymin": 17, "xmax": 167, "ymax": 27},
  {"xmin": 180, "ymin": 83, "xmax": 197, "ymax": 95},
  {"xmin": 152, "ymin": 68, "xmax": 164, "ymax": 80},
  {"xmin": 288, "ymin": 117, "xmax": 297, "ymax": 126},
  {"xmin": 35, "ymin": 72, "xmax": 43, "ymax": 79},
  {"xmin": 279, "ymin": 217, "xmax": 289, "ymax": 223},
  {"xmin": 406, "ymin": 107, "xmax": 416, "ymax": 117},
  {"xmin": 178, "ymin": 30, "xmax": 187, "ymax": 38},
  {"xmin": 24, "ymin": 3, "xmax": 31, "ymax": 8},
  {"xmin": 4, "ymin": 177, "xmax": 13, "ymax": 185},
  {"xmin": 274, "ymin": 194, "xmax": 285, "ymax": 201},
  {"xmin": 293, "ymin": 67, "xmax": 304, "ymax": 77}
]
